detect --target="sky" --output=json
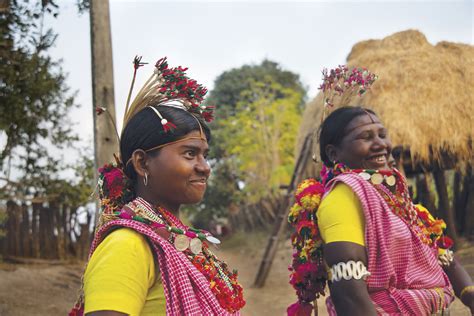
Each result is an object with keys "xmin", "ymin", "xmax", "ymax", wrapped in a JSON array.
[{"xmin": 42, "ymin": 0, "xmax": 473, "ymax": 164}]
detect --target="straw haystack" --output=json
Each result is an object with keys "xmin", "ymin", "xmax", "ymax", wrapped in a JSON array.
[{"xmin": 297, "ymin": 30, "xmax": 473, "ymax": 177}]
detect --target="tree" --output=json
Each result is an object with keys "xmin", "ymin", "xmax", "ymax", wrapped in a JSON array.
[
  {"xmin": 189, "ymin": 60, "xmax": 306, "ymax": 228},
  {"xmin": 89, "ymin": 0, "xmax": 119, "ymax": 169},
  {"xmin": 0, "ymin": 0, "xmax": 78, "ymax": 192},
  {"xmin": 222, "ymin": 77, "xmax": 303, "ymax": 202}
]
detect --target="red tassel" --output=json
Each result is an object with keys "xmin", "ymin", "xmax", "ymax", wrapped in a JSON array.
[
  {"xmin": 68, "ymin": 304, "xmax": 84, "ymax": 316},
  {"xmin": 161, "ymin": 119, "xmax": 177, "ymax": 132}
]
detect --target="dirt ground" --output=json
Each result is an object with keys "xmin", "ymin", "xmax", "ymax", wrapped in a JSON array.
[{"xmin": 0, "ymin": 232, "xmax": 473, "ymax": 316}]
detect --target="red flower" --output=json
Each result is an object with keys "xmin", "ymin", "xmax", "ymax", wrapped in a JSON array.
[
  {"xmin": 103, "ymin": 167, "xmax": 125, "ymax": 199},
  {"xmin": 161, "ymin": 119, "xmax": 177, "ymax": 132},
  {"xmin": 437, "ymin": 236, "xmax": 454, "ymax": 249},
  {"xmin": 202, "ymin": 110, "xmax": 214, "ymax": 122},
  {"xmin": 297, "ymin": 220, "xmax": 317, "ymax": 237},
  {"xmin": 133, "ymin": 55, "xmax": 147, "ymax": 70},
  {"xmin": 417, "ymin": 210, "xmax": 430, "ymax": 222}
]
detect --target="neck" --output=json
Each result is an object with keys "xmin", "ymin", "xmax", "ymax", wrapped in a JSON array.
[{"xmin": 136, "ymin": 189, "xmax": 180, "ymax": 217}]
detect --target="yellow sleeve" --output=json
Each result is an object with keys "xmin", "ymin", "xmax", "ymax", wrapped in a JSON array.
[
  {"xmin": 317, "ymin": 183, "xmax": 365, "ymax": 246},
  {"xmin": 84, "ymin": 228, "xmax": 156, "ymax": 316}
]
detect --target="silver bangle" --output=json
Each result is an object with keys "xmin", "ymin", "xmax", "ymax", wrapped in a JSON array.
[
  {"xmin": 330, "ymin": 260, "xmax": 371, "ymax": 282},
  {"xmin": 438, "ymin": 249, "xmax": 454, "ymax": 267}
]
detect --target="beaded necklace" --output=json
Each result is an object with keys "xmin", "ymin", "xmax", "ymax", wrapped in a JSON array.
[{"xmin": 115, "ymin": 197, "xmax": 245, "ymax": 313}]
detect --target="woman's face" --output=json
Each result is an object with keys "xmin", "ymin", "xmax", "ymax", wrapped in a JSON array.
[
  {"xmin": 145, "ymin": 130, "xmax": 211, "ymax": 211},
  {"xmin": 329, "ymin": 113, "xmax": 392, "ymax": 170}
]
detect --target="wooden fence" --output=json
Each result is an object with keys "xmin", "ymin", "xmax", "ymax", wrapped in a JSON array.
[{"xmin": 1, "ymin": 200, "xmax": 92, "ymax": 260}]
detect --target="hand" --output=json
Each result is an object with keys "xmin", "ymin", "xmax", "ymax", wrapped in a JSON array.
[{"xmin": 461, "ymin": 289, "xmax": 474, "ymax": 315}]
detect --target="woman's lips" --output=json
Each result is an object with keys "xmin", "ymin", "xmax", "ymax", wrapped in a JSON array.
[
  {"xmin": 189, "ymin": 179, "xmax": 207, "ymax": 189},
  {"xmin": 366, "ymin": 154, "xmax": 388, "ymax": 168}
]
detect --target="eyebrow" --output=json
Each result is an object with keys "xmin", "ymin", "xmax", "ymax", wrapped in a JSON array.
[{"xmin": 180, "ymin": 144, "xmax": 209, "ymax": 153}]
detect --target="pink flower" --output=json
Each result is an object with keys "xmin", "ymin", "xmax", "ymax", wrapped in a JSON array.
[{"xmin": 287, "ymin": 301, "xmax": 313, "ymax": 316}]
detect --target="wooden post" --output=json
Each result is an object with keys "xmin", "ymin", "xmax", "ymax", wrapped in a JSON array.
[
  {"xmin": 433, "ymin": 169, "xmax": 458, "ymax": 244},
  {"xmin": 31, "ymin": 201, "xmax": 40, "ymax": 258},
  {"xmin": 20, "ymin": 203, "xmax": 30, "ymax": 257},
  {"xmin": 416, "ymin": 173, "xmax": 437, "ymax": 216},
  {"xmin": 253, "ymin": 134, "xmax": 313, "ymax": 287},
  {"xmin": 6, "ymin": 200, "xmax": 20, "ymax": 256},
  {"xmin": 462, "ymin": 164, "xmax": 474, "ymax": 236},
  {"xmin": 90, "ymin": 0, "xmax": 119, "ymax": 184}
]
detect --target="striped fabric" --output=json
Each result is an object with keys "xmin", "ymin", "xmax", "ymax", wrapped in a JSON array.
[
  {"xmin": 324, "ymin": 173, "xmax": 454, "ymax": 315},
  {"xmin": 90, "ymin": 218, "xmax": 238, "ymax": 316}
]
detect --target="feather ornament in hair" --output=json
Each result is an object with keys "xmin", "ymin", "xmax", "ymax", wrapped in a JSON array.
[{"xmin": 123, "ymin": 57, "xmax": 214, "ymax": 131}]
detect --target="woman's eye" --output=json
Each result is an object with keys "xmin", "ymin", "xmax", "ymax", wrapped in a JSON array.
[{"xmin": 184, "ymin": 150, "xmax": 196, "ymax": 158}]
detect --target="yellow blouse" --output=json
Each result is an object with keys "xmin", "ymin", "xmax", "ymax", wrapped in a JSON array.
[
  {"xmin": 84, "ymin": 228, "xmax": 166, "ymax": 315},
  {"xmin": 317, "ymin": 183, "xmax": 445, "ymax": 256},
  {"xmin": 317, "ymin": 183, "xmax": 365, "ymax": 246}
]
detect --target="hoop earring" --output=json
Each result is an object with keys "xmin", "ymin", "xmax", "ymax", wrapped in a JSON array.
[{"xmin": 143, "ymin": 172, "xmax": 148, "ymax": 186}]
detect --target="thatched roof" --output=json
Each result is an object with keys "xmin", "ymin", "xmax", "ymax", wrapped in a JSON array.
[{"xmin": 297, "ymin": 30, "xmax": 473, "ymax": 176}]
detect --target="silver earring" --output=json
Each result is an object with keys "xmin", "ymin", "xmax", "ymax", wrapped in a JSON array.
[{"xmin": 143, "ymin": 172, "xmax": 148, "ymax": 186}]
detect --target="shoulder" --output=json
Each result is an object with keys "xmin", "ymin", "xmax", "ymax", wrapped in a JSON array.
[
  {"xmin": 318, "ymin": 182, "xmax": 362, "ymax": 222},
  {"xmin": 88, "ymin": 227, "xmax": 155, "ymax": 269},
  {"xmin": 317, "ymin": 183, "xmax": 365, "ymax": 246},
  {"xmin": 102, "ymin": 227, "xmax": 150, "ymax": 246},
  {"xmin": 320, "ymin": 182, "xmax": 360, "ymax": 209},
  {"xmin": 84, "ymin": 227, "xmax": 158, "ymax": 314}
]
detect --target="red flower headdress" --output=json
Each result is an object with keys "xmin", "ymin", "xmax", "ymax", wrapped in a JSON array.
[
  {"xmin": 319, "ymin": 65, "xmax": 378, "ymax": 120},
  {"xmin": 123, "ymin": 56, "xmax": 214, "ymax": 132}
]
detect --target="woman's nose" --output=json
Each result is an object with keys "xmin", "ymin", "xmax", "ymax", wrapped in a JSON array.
[
  {"xmin": 372, "ymin": 136, "xmax": 387, "ymax": 149},
  {"xmin": 195, "ymin": 156, "xmax": 211, "ymax": 176}
]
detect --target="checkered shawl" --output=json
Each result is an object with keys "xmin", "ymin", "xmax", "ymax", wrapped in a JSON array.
[
  {"xmin": 324, "ymin": 173, "xmax": 454, "ymax": 315},
  {"xmin": 90, "ymin": 218, "xmax": 239, "ymax": 316}
]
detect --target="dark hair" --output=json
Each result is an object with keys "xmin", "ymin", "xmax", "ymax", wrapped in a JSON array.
[
  {"xmin": 120, "ymin": 106, "xmax": 211, "ymax": 181},
  {"xmin": 319, "ymin": 106, "xmax": 376, "ymax": 167}
]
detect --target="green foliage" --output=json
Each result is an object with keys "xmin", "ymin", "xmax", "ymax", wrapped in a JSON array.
[
  {"xmin": 0, "ymin": 0, "xmax": 95, "ymax": 218},
  {"xmin": 205, "ymin": 59, "xmax": 306, "ymax": 120},
  {"xmin": 44, "ymin": 148, "xmax": 95, "ymax": 208},
  {"xmin": 189, "ymin": 60, "xmax": 306, "ymax": 227},
  {"xmin": 221, "ymin": 77, "xmax": 303, "ymax": 202},
  {"xmin": 0, "ymin": 1, "xmax": 77, "ymax": 181}
]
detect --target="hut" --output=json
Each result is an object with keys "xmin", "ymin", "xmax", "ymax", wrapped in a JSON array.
[{"xmin": 296, "ymin": 30, "xmax": 474, "ymax": 240}]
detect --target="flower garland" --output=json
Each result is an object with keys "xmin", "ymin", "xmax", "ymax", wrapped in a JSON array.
[
  {"xmin": 287, "ymin": 164, "xmax": 454, "ymax": 316},
  {"xmin": 287, "ymin": 179, "xmax": 327, "ymax": 315}
]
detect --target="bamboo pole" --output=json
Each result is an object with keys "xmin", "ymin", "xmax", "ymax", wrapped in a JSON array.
[{"xmin": 253, "ymin": 133, "xmax": 313, "ymax": 287}]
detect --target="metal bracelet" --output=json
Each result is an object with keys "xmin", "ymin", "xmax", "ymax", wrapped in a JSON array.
[{"xmin": 330, "ymin": 260, "xmax": 371, "ymax": 282}]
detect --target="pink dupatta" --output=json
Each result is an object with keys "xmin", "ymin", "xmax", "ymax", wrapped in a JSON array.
[
  {"xmin": 324, "ymin": 173, "xmax": 453, "ymax": 315},
  {"xmin": 90, "ymin": 219, "xmax": 239, "ymax": 316}
]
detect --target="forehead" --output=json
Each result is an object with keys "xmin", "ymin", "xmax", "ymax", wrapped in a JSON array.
[
  {"xmin": 344, "ymin": 113, "xmax": 385, "ymax": 134},
  {"xmin": 170, "ymin": 130, "xmax": 209, "ymax": 150}
]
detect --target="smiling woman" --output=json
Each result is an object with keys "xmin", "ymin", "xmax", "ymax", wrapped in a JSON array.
[
  {"xmin": 70, "ymin": 58, "xmax": 245, "ymax": 316},
  {"xmin": 288, "ymin": 106, "xmax": 474, "ymax": 315}
]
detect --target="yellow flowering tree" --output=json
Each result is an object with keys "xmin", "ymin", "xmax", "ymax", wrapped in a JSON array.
[{"xmin": 221, "ymin": 76, "xmax": 303, "ymax": 203}]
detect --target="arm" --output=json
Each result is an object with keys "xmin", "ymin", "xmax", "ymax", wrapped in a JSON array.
[
  {"xmin": 443, "ymin": 257, "xmax": 474, "ymax": 312},
  {"xmin": 324, "ymin": 241, "xmax": 377, "ymax": 316},
  {"xmin": 83, "ymin": 229, "xmax": 156, "ymax": 315}
]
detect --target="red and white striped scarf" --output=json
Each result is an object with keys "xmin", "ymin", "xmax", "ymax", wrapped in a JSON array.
[
  {"xmin": 324, "ymin": 173, "xmax": 454, "ymax": 315},
  {"xmin": 90, "ymin": 218, "xmax": 239, "ymax": 316}
]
